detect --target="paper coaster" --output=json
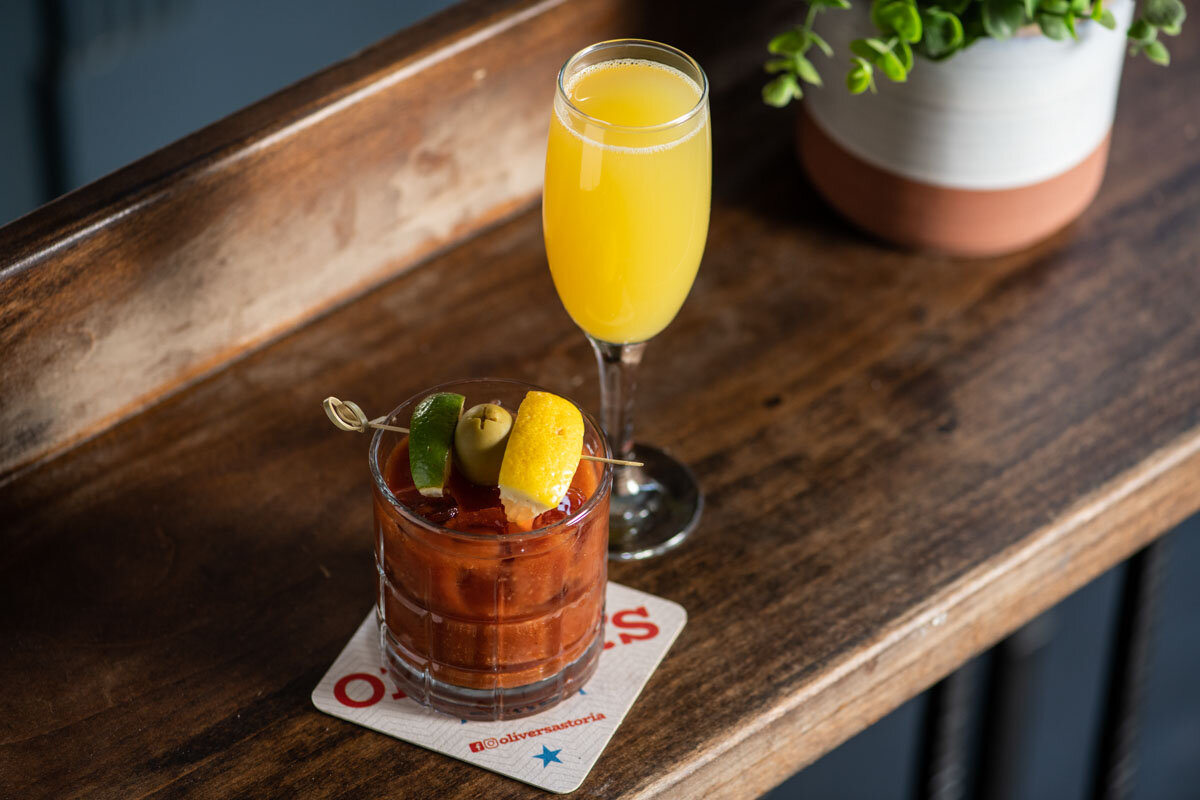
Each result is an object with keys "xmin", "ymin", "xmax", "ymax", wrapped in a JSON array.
[{"xmin": 312, "ymin": 582, "xmax": 686, "ymax": 793}]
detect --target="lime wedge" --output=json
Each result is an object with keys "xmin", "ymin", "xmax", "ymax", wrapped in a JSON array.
[
  {"xmin": 408, "ymin": 392, "xmax": 466, "ymax": 497},
  {"xmin": 498, "ymin": 391, "xmax": 584, "ymax": 524}
]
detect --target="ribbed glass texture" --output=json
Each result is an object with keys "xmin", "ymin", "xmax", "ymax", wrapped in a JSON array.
[{"xmin": 370, "ymin": 379, "xmax": 611, "ymax": 720}]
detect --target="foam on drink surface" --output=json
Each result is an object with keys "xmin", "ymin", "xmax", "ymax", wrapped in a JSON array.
[{"xmin": 555, "ymin": 58, "xmax": 706, "ymax": 153}]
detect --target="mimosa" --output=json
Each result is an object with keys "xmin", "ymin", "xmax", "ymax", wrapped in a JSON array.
[
  {"xmin": 544, "ymin": 58, "xmax": 711, "ymax": 344},
  {"xmin": 544, "ymin": 40, "xmax": 709, "ymax": 561}
]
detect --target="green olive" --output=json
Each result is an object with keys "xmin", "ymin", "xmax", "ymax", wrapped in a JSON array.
[{"xmin": 453, "ymin": 403, "xmax": 513, "ymax": 486}]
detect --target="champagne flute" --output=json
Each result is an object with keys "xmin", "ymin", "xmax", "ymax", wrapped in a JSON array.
[{"xmin": 543, "ymin": 39, "xmax": 711, "ymax": 560}]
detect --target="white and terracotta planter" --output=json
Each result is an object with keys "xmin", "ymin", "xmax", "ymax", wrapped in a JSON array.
[{"xmin": 800, "ymin": 0, "xmax": 1134, "ymax": 256}]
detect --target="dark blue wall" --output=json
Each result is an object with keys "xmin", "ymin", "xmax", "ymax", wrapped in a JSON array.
[
  {"xmin": 0, "ymin": 0, "xmax": 42, "ymax": 224},
  {"xmin": 0, "ymin": 0, "xmax": 455, "ymax": 225}
]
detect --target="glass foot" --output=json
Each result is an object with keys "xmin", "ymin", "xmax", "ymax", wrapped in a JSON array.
[{"xmin": 608, "ymin": 444, "xmax": 702, "ymax": 561}]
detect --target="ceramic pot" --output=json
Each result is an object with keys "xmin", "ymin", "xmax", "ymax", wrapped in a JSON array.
[{"xmin": 799, "ymin": 0, "xmax": 1134, "ymax": 256}]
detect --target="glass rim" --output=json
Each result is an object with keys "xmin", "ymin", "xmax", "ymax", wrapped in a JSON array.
[
  {"xmin": 555, "ymin": 38, "xmax": 710, "ymax": 134},
  {"xmin": 369, "ymin": 378, "xmax": 613, "ymax": 543}
]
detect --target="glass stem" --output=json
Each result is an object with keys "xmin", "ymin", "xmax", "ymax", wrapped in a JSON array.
[{"xmin": 588, "ymin": 337, "xmax": 647, "ymax": 460}]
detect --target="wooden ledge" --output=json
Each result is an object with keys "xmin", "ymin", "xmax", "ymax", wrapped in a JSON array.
[
  {"xmin": 0, "ymin": 0, "xmax": 795, "ymax": 482},
  {"xmin": 0, "ymin": 0, "xmax": 624, "ymax": 479}
]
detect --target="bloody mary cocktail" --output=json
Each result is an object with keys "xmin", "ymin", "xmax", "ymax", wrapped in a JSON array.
[{"xmin": 370, "ymin": 379, "xmax": 611, "ymax": 720}]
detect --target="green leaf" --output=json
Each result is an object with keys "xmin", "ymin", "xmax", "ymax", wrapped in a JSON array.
[
  {"xmin": 1024, "ymin": 0, "xmax": 1037, "ymax": 18},
  {"xmin": 808, "ymin": 30, "xmax": 835, "ymax": 57},
  {"xmin": 1069, "ymin": 0, "xmax": 1087, "ymax": 15},
  {"xmin": 1040, "ymin": 0, "xmax": 1070, "ymax": 15},
  {"xmin": 846, "ymin": 57, "xmax": 875, "ymax": 93},
  {"xmin": 1038, "ymin": 12, "xmax": 1072, "ymax": 38},
  {"xmin": 875, "ymin": 1, "xmax": 924, "ymax": 41},
  {"xmin": 1089, "ymin": 1, "xmax": 1104, "ymax": 21},
  {"xmin": 850, "ymin": 39, "xmax": 874, "ymax": 60},
  {"xmin": 812, "ymin": 0, "xmax": 853, "ymax": 8},
  {"xmin": 898, "ymin": 4, "xmax": 925, "ymax": 42},
  {"xmin": 896, "ymin": 39, "xmax": 914, "ymax": 70},
  {"xmin": 922, "ymin": 8, "xmax": 966, "ymax": 56},
  {"xmin": 1128, "ymin": 18, "xmax": 1157, "ymax": 43},
  {"xmin": 763, "ymin": 73, "xmax": 802, "ymax": 107},
  {"xmin": 1142, "ymin": 0, "xmax": 1186, "ymax": 29},
  {"xmin": 870, "ymin": 0, "xmax": 889, "ymax": 29},
  {"xmin": 765, "ymin": 58, "xmax": 792, "ymax": 73},
  {"xmin": 1064, "ymin": 11, "xmax": 1078, "ymax": 37},
  {"xmin": 850, "ymin": 37, "xmax": 893, "ymax": 60},
  {"xmin": 1143, "ymin": 39, "xmax": 1171, "ymax": 64},
  {"xmin": 1097, "ymin": 9, "xmax": 1117, "ymax": 29},
  {"xmin": 962, "ymin": 7, "xmax": 987, "ymax": 41},
  {"xmin": 877, "ymin": 50, "xmax": 908, "ymax": 81},
  {"xmin": 982, "ymin": 0, "xmax": 1027, "ymax": 38},
  {"xmin": 851, "ymin": 36, "xmax": 907, "ymax": 80},
  {"xmin": 768, "ymin": 28, "xmax": 808, "ymax": 55},
  {"xmin": 793, "ymin": 53, "xmax": 824, "ymax": 85}
]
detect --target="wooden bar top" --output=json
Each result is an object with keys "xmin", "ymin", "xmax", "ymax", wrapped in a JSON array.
[{"xmin": 3, "ymin": 6, "xmax": 1200, "ymax": 800}]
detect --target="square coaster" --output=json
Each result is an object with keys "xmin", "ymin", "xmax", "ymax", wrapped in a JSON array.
[{"xmin": 312, "ymin": 582, "xmax": 686, "ymax": 793}]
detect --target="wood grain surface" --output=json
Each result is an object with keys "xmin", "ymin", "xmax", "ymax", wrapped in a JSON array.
[
  {"xmin": 3, "ymin": 8, "xmax": 1200, "ymax": 800},
  {"xmin": 0, "ymin": 0, "xmax": 615, "ymax": 479},
  {"xmin": 0, "ymin": 0, "xmax": 796, "ymax": 482}
]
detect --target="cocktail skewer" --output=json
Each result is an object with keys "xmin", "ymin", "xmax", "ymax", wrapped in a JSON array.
[
  {"xmin": 322, "ymin": 396, "xmax": 643, "ymax": 467},
  {"xmin": 323, "ymin": 397, "xmax": 409, "ymax": 433}
]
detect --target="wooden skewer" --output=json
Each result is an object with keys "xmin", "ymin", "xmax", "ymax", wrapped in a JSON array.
[
  {"xmin": 322, "ymin": 396, "xmax": 644, "ymax": 467},
  {"xmin": 324, "ymin": 397, "xmax": 410, "ymax": 433},
  {"xmin": 367, "ymin": 415, "xmax": 410, "ymax": 433},
  {"xmin": 582, "ymin": 454, "xmax": 641, "ymax": 466}
]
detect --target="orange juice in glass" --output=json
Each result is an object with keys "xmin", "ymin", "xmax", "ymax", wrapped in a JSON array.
[
  {"xmin": 544, "ymin": 40, "xmax": 710, "ymax": 560},
  {"xmin": 544, "ymin": 56, "xmax": 711, "ymax": 344}
]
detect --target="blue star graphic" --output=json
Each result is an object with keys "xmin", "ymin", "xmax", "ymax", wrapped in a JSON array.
[{"xmin": 532, "ymin": 745, "xmax": 563, "ymax": 767}]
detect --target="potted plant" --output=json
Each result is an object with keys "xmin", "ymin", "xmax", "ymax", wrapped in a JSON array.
[{"xmin": 763, "ymin": 0, "xmax": 1187, "ymax": 255}]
